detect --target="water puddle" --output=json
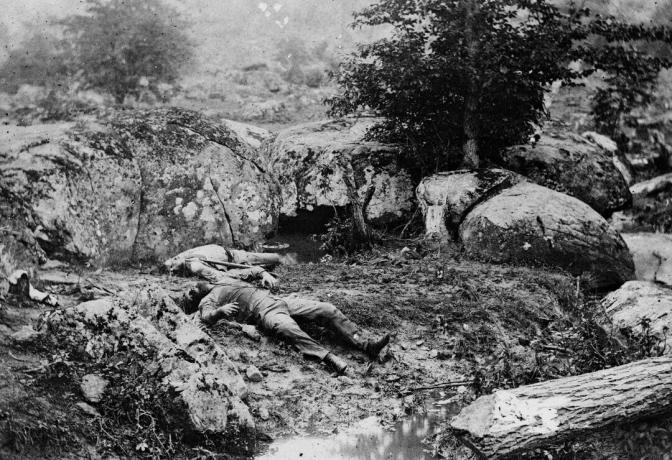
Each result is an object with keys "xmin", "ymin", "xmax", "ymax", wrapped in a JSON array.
[{"xmin": 257, "ymin": 396, "xmax": 460, "ymax": 460}]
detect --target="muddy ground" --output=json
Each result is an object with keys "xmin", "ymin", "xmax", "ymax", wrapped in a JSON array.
[{"xmin": 1, "ymin": 241, "xmax": 671, "ymax": 459}]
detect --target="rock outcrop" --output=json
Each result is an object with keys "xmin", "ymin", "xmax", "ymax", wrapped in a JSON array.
[
  {"xmin": 418, "ymin": 170, "xmax": 635, "ymax": 289},
  {"xmin": 416, "ymin": 169, "xmax": 523, "ymax": 238},
  {"xmin": 460, "ymin": 182, "xmax": 634, "ymax": 288},
  {"xmin": 261, "ymin": 118, "xmax": 414, "ymax": 225},
  {"xmin": 0, "ymin": 108, "xmax": 279, "ymax": 269},
  {"xmin": 500, "ymin": 132, "xmax": 631, "ymax": 215},
  {"xmin": 622, "ymin": 233, "xmax": 672, "ymax": 286},
  {"xmin": 44, "ymin": 287, "xmax": 254, "ymax": 451},
  {"xmin": 601, "ymin": 281, "xmax": 672, "ymax": 353}
]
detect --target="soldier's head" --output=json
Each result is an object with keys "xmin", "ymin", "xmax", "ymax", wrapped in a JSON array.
[{"xmin": 178, "ymin": 281, "xmax": 213, "ymax": 314}]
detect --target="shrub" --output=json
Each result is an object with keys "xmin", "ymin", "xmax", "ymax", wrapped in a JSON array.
[{"xmin": 329, "ymin": 0, "xmax": 672, "ymax": 174}]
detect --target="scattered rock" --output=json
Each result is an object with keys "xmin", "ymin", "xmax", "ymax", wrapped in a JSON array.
[
  {"xmin": 47, "ymin": 292, "xmax": 254, "ymax": 448},
  {"xmin": 601, "ymin": 281, "xmax": 672, "ymax": 352},
  {"xmin": 337, "ymin": 375, "xmax": 354, "ymax": 386},
  {"xmin": 259, "ymin": 407, "xmax": 270, "ymax": 421},
  {"xmin": 622, "ymin": 233, "xmax": 672, "ymax": 286},
  {"xmin": 262, "ymin": 118, "xmax": 414, "ymax": 226},
  {"xmin": 500, "ymin": 131, "xmax": 631, "ymax": 215},
  {"xmin": 460, "ymin": 182, "xmax": 634, "ymax": 289},
  {"xmin": 10, "ymin": 325, "xmax": 40, "ymax": 343},
  {"xmin": 630, "ymin": 173, "xmax": 672, "ymax": 200},
  {"xmin": 386, "ymin": 374, "xmax": 400, "ymax": 382},
  {"xmin": 246, "ymin": 365, "xmax": 263, "ymax": 383},
  {"xmin": 241, "ymin": 324, "xmax": 262, "ymax": 342},
  {"xmin": 416, "ymin": 169, "xmax": 523, "ymax": 239},
  {"xmin": 80, "ymin": 374, "xmax": 109, "ymax": 404},
  {"xmin": 76, "ymin": 402, "xmax": 101, "ymax": 417}
]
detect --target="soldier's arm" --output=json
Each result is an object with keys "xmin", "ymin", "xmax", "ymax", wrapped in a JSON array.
[
  {"xmin": 198, "ymin": 289, "xmax": 239, "ymax": 325},
  {"xmin": 226, "ymin": 266, "xmax": 278, "ymax": 288}
]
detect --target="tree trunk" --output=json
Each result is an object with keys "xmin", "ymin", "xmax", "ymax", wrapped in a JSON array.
[
  {"xmin": 345, "ymin": 182, "xmax": 374, "ymax": 246},
  {"xmin": 462, "ymin": 0, "xmax": 481, "ymax": 169},
  {"xmin": 450, "ymin": 356, "xmax": 672, "ymax": 458}
]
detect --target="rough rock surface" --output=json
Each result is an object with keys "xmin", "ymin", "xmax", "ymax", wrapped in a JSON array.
[
  {"xmin": 622, "ymin": 233, "xmax": 672, "ymax": 286},
  {"xmin": 460, "ymin": 182, "xmax": 634, "ymax": 289},
  {"xmin": 602, "ymin": 281, "xmax": 672, "ymax": 352},
  {"xmin": 0, "ymin": 108, "xmax": 279, "ymax": 269},
  {"xmin": 416, "ymin": 169, "xmax": 523, "ymax": 238},
  {"xmin": 630, "ymin": 173, "xmax": 672, "ymax": 200},
  {"xmin": 500, "ymin": 132, "xmax": 631, "ymax": 215},
  {"xmin": 46, "ymin": 290, "xmax": 254, "ymax": 447},
  {"xmin": 221, "ymin": 119, "xmax": 272, "ymax": 150},
  {"xmin": 261, "ymin": 118, "xmax": 414, "ymax": 224},
  {"xmin": 80, "ymin": 374, "xmax": 108, "ymax": 404}
]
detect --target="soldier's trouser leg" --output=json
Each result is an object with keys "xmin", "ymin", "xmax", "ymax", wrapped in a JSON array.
[
  {"xmin": 229, "ymin": 249, "xmax": 282, "ymax": 267},
  {"xmin": 283, "ymin": 296, "xmax": 365, "ymax": 350},
  {"xmin": 259, "ymin": 299, "xmax": 331, "ymax": 361}
]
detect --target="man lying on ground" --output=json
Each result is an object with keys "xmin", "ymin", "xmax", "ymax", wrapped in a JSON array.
[
  {"xmin": 164, "ymin": 244, "xmax": 297, "ymax": 272},
  {"xmin": 167, "ymin": 247, "xmax": 389, "ymax": 374}
]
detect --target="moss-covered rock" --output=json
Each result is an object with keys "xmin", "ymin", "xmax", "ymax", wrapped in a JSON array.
[
  {"xmin": 0, "ymin": 108, "xmax": 280, "ymax": 269},
  {"xmin": 261, "ymin": 117, "xmax": 414, "ymax": 225}
]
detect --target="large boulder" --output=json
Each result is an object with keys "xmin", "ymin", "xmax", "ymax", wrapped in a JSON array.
[
  {"xmin": 500, "ymin": 132, "xmax": 631, "ymax": 215},
  {"xmin": 459, "ymin": 182, "xmax": 634, "ymax": 289},
  {"xmin": 622, "ymin": 233, "xmax": 672, "ymax": 286},
  {"xmin": 0, "ymin": 108, "xmax": 279, "ymax": 268},
  {"xmin": 602, "ymin": 281, "xmax": 672, "ymax": 352},
  {"xmin": 262, "ymin": 118, "xmax": 414, "ymax": 225},
  {"xmin": 416, "ymin": 169, "xmax": 523, "ymax": 238}
]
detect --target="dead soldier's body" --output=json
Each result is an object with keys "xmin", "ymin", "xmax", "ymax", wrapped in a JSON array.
[{"xmin": 166, "ymin": 245, "xmax": 390, "ymax": 374}]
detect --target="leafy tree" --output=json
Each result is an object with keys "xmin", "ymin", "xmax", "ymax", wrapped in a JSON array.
[
  {"xmin": 61, "ymin": 0, "xmax": 193, "ymax": 103},
  {"xmin": 329, "ymin": 0, "xmax": 672, "ymax": 172}
]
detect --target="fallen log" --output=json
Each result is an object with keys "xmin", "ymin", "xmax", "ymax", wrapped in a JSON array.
[{"xmin": 450, "ymin": 356, "xmax": 672, "ymax": 458}]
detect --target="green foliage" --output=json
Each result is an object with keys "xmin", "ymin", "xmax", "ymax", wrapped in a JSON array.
[
  {"xmin": 329, "ymin": 0, "xmax": 672, "ymax": 173},
  {"xmin": 61, "ymin": 0, "xmax": 193, "ymax": 103}
]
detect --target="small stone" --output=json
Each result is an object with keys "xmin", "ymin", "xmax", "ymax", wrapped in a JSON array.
[
  {"xmin": 386, "ymin": 374, "xmax": 400, "ymax": 382},
  {"xmin": 415, "ymin": 340, "xmax": 424, "ymax": 347},
  {"xmin": 259, "ymin": 407, "xmax": 270, "ymax": 421},
  {"xmin": 76, "ymin": 402, "xmax": 100, "ymax": 417},
  {"xmin": 338, "ymin": 375, "xmax": 354, "ymax": 385},
  {"xmin": 246, "ymin": 365, "xmax": 263, "ymax": 382},
  {"xmin": 11, "ymin": 325, "xmax": 39, "ymax": 343},
  {"xmin": 429, "ymin": 349, "xmax": 439, "ymax": 358},
  {"xmin": 457, "ymin": 385, "xmax": 468, "ymax": 394},
  {"xmin": 81, "ymin": 374, "xmax": 109, "ymax": 403},
  {"xmin": 241, "ymin": 325, "xmax": 261, "ymax": 342}
]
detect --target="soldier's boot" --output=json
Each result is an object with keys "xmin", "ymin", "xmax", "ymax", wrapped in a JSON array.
[
  {"xmin": 363, "ymin": 333, "xmax": 391, "ymax": 360},
  {"xmin": 323, "ymin": 352, "xmax": 348, "ymax": 374}
]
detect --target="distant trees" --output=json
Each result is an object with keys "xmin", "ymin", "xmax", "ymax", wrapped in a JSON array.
[
  {"xmin": 61, "ymin": 0, "xmax": 193, "ymax": 103},
  {"xmin": 0, "ymin": 31, "xmax": 70, "ymax": 93},
  {"xmin": 329, "ymin": 0, "xmax": 672, "ymax": 173},
  {"xmin": 0, "ymin": 0, "xmax": 193, "ymax": 103}
]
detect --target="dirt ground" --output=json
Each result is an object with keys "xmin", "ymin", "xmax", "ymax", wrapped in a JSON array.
[{"xmin": 1, "ymin": 241, "xmax": 665, "ymax": 459}]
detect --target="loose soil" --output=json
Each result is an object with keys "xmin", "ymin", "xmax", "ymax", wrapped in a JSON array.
[{"xmin": 1, "ymin": 242, "xmax": 670, "ymax": 459}]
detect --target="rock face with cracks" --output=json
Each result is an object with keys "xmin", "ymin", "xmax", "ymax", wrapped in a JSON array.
[
  {"xmin": 44, "ymin": 288, "xmax": 254, "ymax": 451},
  {"xmin": 460, "ymin": 182, "xmax": 634, "ymax": 289},
  {"xmin": 622, "ymin": 233, "xmax": 672, "ymax": 286},
  {"xmin": 261, "ymin": 117, "xmax": 414, "ymax": 224},
  {"xmin": 500, "ymin": 131, "xmax": 631, "ymax": 215},
  {"xmin": 416, "ymin": 169, "xmax": 523, "ymax": 238},
  {"xmin": 0, "ymin": 108, "xmax": 279, "ymax": 269},
  {"xmin": 602, "ymin": 280, "xmax": 672, "ymax": 352}
]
